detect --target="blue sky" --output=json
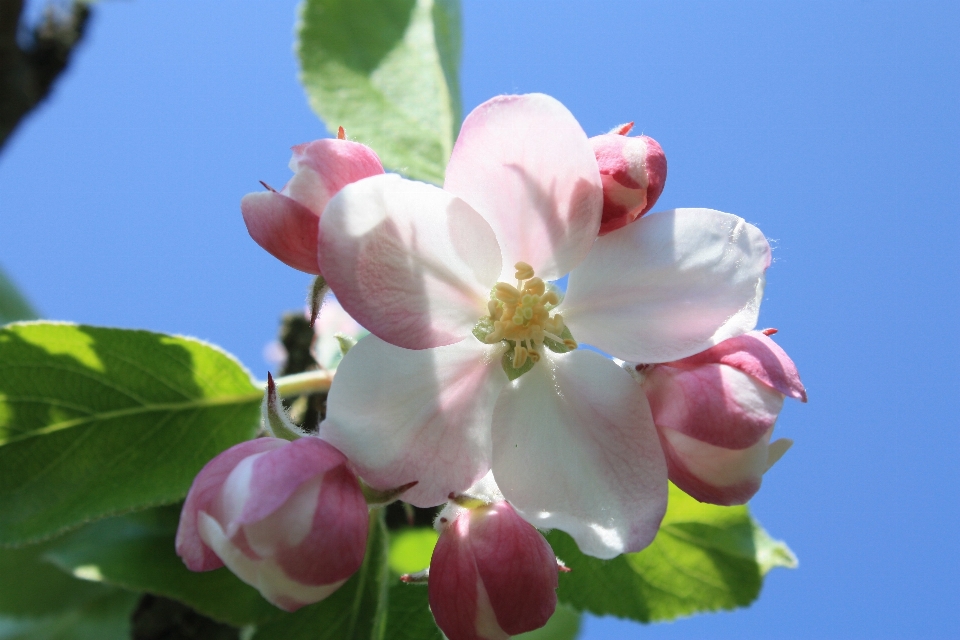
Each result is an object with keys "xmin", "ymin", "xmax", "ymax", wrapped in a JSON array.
[{"xmin": 1, "ymin": 1, "xmax": 958, "ymax": 638}]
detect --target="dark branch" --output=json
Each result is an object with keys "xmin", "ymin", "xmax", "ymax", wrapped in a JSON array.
[{"xmin": 0, "ymin": 0, "xmax": 91, "ymax": 151}]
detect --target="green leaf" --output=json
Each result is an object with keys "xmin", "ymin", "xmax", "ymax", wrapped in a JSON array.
[
  {"xmin": 0, "ymin": 589, "xmax": 138, "ymax": 640},
  {"xmin": 297, "ymin": 0, "xmax": 462, "ymax": 184},
  {"xmin": 0, "ymin": 540, "xmax": 116, "ymax": 618},
  {"xmin": 381, "ymin": 581, "xmax": 442, "ymax": 640},
  {"xmin": 252, "ymin": 510, "xmax": 391, "ymax": 640},
  {"xmin": 0, "ymin": 267, "xmax": 38, "ymax": 324},
  {"xmin": 515, "ymin": 604, "xmax": 582, "ymax": 640},
  {"xmin": 548, "ymin": 483, "xmax": 797, "ymax": 623},
  {"xmin": 42, "ymin": 506, "xmax": 280, "ymax": 627},
  {"xmin": 0, "ymin": 322, "xmax": 262, "ymax": 546}
]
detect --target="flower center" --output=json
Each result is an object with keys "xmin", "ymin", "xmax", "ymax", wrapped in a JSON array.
[{"xmin": 480, "ymin": 262, "xmax": 578, "ymax": 370}]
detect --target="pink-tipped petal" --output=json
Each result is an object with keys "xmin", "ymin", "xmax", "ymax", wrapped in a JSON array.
[
  {"xmin": 428, "ymin": 518, "xmax": 490, "ymax": 640},
  {"xmin": 429, "ymin": 502, "xmax": 558, "ymax": 640},
  {"xmin": 563, "ymin": 208, "xmax": 771, "ymax": 363},
  {"xmin": 659, "ymin": 425, "xmax": 779, "ymax": 506},
  {"xmin": 670, "ymin": 330, "xmax": 807, "ymax": 401},
  {"xmin": 197, "ymin": 512, "xmax": 345, "ymax": 612},
  {"xmin": 244, "ymin": 464, "xmax": 368, "ymax": 586},
  {"xmin": 491, "ymin": 350, "xmax": 667, "ymax": 559},
  {"xmin": 470, "ymin": 503, "xmax": 558, "ymax": 635},
  {"xmin": 643, "ymin": 364, "xmax": 785, "ymax": 450},
  {"xmin": 591, "ymin": 134, "xmax": 667, "ymax": 235},
  {"xmin": 236, "ymin": 437, "xmax": 348, "ymax": 526},
  {"xmin": 176, "ymin": 438, "xmax": 286, "ymax": 572},
  {"xmin": 241, "ymin": 192, "xmax": 323, "ymax": 274},
  {"xmin": 444, "ymin": 94, "xmax": 603, "ymax": 282},
  {"xmin": 320, "ymin": 335, "xmax": 508, "ymax": 507},
  {"xmin": 318, "ymin": 174, "xmax": 502, "ymax": 350},
  {"xmin": 285, "ymin": 139, "xmax": 384, "ymax": 215}
]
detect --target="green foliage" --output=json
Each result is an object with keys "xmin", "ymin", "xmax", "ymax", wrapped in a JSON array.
[
  {"xmin": 0, "ymin": 323, "xmax": 262, "ymax": 546},
  {"xmin": 0, "ymin": 589, "xmax": 138, "ymax": 640},
  {"xmin": 297, "ymin": 0, "xmax": 462, "ymax": 184},
  {"xmin": 0, "ymin": 536, "xmax": 136, "ymax": 640},
  {"xmin": 0, "ymin": 268, "xmax": 37, "ymax": 324},
  {"xmin": 515, "ymin": 604, "xmax": 582, "ymax": 640},
  {"xmin": 42, "ymin": 506, "xmax": 280, "ymax": 627},
  {"xmin": 387, "ymin": 527, "xmax": 437, "ymax": 575},
  {"xmin": 0, "ymin": 539, "xmax": 117, "ymax": 619},
  {"xmin": 548, "ymin": 483, "xmax": 797, "ymax": 623}
]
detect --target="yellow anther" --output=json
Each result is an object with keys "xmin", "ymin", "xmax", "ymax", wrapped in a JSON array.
[
  {"xmin": 495, "ymin": 283, "xmax": 522, "ymax": 304},
  {"xmin": 482, "ymin": 261, "xmax": 577, "ymax": 370},
  {"xmin": 524, "ymin": 277, "xmax": 545, "ymax": 296},
  {"xmin": 514, "ymin": 262, "xmax": 535, "ymax": 280}
]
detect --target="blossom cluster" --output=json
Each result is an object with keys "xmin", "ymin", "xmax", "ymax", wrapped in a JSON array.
[{"xmin": 177, "ymin": 94, "xmax": 805, "ymax": 639}]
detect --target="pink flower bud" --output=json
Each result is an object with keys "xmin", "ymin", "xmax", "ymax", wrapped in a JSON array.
[
  {"xmin": 429, "ymin": 501, "xmax": 558, "ymax": 640},
  {"xmin": 590, "ymin": 126, "xmax": 667, "ymax": 235},
  {"xmin": 640, "ymin": 330, "xmax": 807, "ymax": 506},
  {"xmin": 175, "ymin": 437, "xmax": 369, "ymax": 611},
  {"xmin": 241, "ymin": 137, "xmax": 383, "ymax": 274}
]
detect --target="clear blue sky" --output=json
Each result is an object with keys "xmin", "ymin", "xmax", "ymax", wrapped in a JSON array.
[{"xmin": 1, "ymin": 1, "xmax": 958, "ymax": 638}]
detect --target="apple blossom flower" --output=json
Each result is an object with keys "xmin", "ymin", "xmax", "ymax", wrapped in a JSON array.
[
  {"xmin": 241, "ymin": 133, "xmax": 383, "ymax": 274},
  {"xmin": 590, "ymin": 123, "xmax": 667, "ymax": 235},
  {"xmin": 638, "ymin": 329, "xmax": 807, "ymax": 505},
  {"xmin": 429, "ymin": 498, "xmax": 559, "ymax": 640},
  {"xmin": 175, "ymin": 437, "xmax": 368, "ymax": 611},
  {"xmin": 314, "ymin": 93, "xmax": 771, "ymax": 559}
]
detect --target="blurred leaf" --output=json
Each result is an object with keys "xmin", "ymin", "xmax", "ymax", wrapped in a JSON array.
[
  {"xmin": 0, "ymin": 589, "xmax": 137, "ymax": 640},
  {"xmin": 387, "ymin": 527, "xmax": 437, "ymax": 575},
  {"xmin": 0, "ymin": 268, "xmax": 37, "ymax": 324},
  {"xmin": 252, "ymin": 511, "xmax": 390, "ymax": 640},
  {"xmin": 548, "ymin": 483, "xmax": 797, "ymax": 623},
  {"xmin": 0, "ymin": 539, "xmax": 115, "ymax": 618},
  {"xmin": 42, "ymin": 506, "xmax": 280, "ymax": 627},
  {"xmin": 515, "ymin": 604, "xmax": 581, "ymax": 640},
  {"xmin": 381, "ymin": 581, "xmax": 442, "ymax": 640},
  {"xmin": 0, "ymin": 323, "xmax": 262, "ymax": 546},
  {"xmin": 297, "ymin": 0, "xmax": 462, "ymax": 184}
]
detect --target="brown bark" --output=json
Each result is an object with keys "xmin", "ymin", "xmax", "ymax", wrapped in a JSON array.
[{"xmin": 0, "ymin": 0, "xmax": 90, "ymax": 151}]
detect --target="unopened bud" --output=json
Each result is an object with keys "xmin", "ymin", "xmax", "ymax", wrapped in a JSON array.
[
  {"xmin": 429, "ymin": 501, "xmax": 558, "ymax": 640},
  {"xmin": 590, "ymin": 131, "xmax": 667, "ymax": 235},
  {"xmin": 640, "ymin": 331, "xmax": 806, "ymax": 505},
  {"xmin": 241, "ymin": 138, "xmax": 384, "ymax": 274},
  {"xmin": 175, "ymin": 437, "xmax": 368, "ymax": 611}
]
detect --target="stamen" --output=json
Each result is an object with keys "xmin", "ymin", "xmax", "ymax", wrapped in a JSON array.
[
  {"xmin": 495, "ymin": 283, "xmax": 522, "ymax": 304},
  {"xmin": 514, "ymin": 261, "xmax": 535, "ymax": 281},
  {"xmin": 513, "ymin": 346, "xmax": 529, "ymax": 369},
  {"xmin": 481, "ymin": 262, "xmax": 578, "ymax": 369}
]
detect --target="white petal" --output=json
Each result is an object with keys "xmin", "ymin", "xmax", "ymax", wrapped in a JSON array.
[
  {"xmin": 444, "ymin": 94, "xmax": 603, "ymax": 281},
  {"xmin": 320, "ymin": 335, "xmax": 508, "ymax": 507},
  {"xmin": 318, "ymin": 174, "xmax": 502, "ymax": 350},
  {"xmin": 563, "ymin": 208, "xmax": 771, "ymax": 363},
  {"xmin": 491, "ymin": 350, "xmax": 667, "ymax": 559}
]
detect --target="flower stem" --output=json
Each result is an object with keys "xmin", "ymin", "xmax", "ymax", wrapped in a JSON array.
[{"xmin": 263, "ymin": 369, "xmax": 334, "ymax": 397}]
